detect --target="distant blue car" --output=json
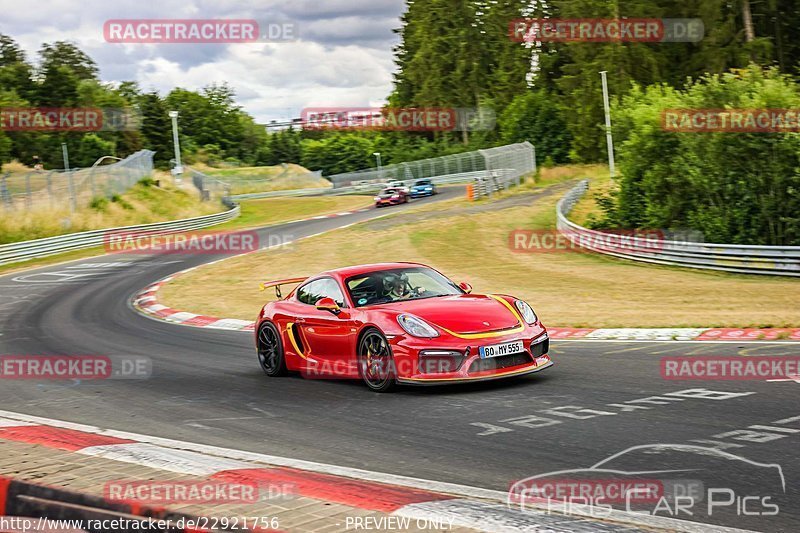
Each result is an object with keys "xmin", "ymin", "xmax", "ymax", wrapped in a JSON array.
[{"xmin": 409, "ymin": 179, "xmax": 437, "ymax": 198}]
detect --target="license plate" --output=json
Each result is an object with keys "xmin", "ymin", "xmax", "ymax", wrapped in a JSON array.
[{"xmin": 479, "ymin": 340, "xmax": 523, "ymax": 359}]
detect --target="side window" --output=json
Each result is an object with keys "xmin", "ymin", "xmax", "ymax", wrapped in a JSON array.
[{"xmin": 296, "ymin": 278, "xmax": 346, "ymax": 307}]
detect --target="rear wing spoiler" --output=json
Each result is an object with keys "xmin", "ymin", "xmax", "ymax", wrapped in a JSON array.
[{"xmin": 259, "ymin": 277, "xmax": 307, "ymax": 299}]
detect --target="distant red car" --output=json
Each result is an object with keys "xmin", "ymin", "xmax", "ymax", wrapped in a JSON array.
[
  {"xmin": 256, "ymin": 262, "xmax": 552, "ymax": 392},
  {"xmin": 374, "ymin": 187, "xmax": 408, "ymax": 207}
]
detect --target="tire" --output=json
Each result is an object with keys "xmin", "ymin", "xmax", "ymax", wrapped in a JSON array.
[
  {"xmin": 357, "ymin": 328, "xmax": 396, "ymax": 392},
  {"xmin": 257, "ymin": 321, "xmax": 287, "ymax": 377}
]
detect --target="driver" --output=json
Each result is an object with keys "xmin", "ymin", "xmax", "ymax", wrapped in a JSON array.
[{"xmin": 383, "ymin": 273, "xmax": 410, "ymax": 300}]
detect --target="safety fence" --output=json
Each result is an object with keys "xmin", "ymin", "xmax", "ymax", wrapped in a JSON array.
[
  {"xmin": 0, "ymin": 204, "xmax": 239, "ymax": 266},
  {"xmin": 186, "ymin": 142, "xmax": 536, "ymax": 202},
  {"xmin": 189, "ymin": 166, "xmax": 326, "ymax": 203},
  {"xmin": 0, "ymin": 150, "xmax": 155, "ymax": 213},
  {"xmin": 327, "ymin": 142, "xmax": 536, "ymax": 197},
  {"xmin": 556, "ymin": 180, "xmax": 800, "ymax": 276}
]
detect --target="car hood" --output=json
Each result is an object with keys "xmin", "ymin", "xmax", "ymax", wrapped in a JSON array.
[{"xmin": 376, "ymin": 294, "xmax": 521, "ymax": 334}]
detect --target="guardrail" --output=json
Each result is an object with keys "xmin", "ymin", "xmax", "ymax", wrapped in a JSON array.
[
  {"xmin": 0, "ymin": 205, "xmax": 240, "ymax": 267},
  {"xmin": 228, "ymin": 170, "xmax": 489, "ymax": 201},
  {"xmin": 556, "ymin": 180, "xmax": 800, "ymax": 276}
]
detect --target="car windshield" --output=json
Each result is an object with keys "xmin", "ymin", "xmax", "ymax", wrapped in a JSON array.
[
  {"xmin": 380, "ymin": 188, "xmax": 399, "ymax": 195},
  {"xmin": 346, "ymin": 267, "xmax": 463, "ymax": 307},
  {"xmin": 415, "ymin": 180, "xmax": 431, "ymax": 186}
]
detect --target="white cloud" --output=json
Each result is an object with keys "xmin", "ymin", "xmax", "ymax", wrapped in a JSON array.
[{"xmin": 0, "ymin": 0, "xmax": 404, "ymax": 122}]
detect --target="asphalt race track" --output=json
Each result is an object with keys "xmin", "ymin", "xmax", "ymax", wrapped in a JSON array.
[{"xmin": 0, "ymin": 187, "xmax": 798, "ymax": 532}]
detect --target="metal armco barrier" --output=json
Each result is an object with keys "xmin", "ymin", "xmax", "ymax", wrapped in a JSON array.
[
  {"xmin": 0, "ymin": 205, "xmax": 240, "ymax": 267},
  {"xmin": 556, "ymin": 180, "xmax": 800, "ymax": 276}
]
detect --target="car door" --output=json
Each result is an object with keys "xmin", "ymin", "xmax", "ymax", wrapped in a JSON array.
[{"xmin": 294, "ymin": 277, "xmax": 358, "ymax": 377}]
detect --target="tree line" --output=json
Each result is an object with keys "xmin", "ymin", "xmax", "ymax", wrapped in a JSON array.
[{"xmin": 387, "ymin": 0, "xmax": 800, "ymax": 244}]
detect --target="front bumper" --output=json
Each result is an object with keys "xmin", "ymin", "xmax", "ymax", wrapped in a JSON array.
[
  {"xmin": 376, "ymin": 198, "xmax": 403, "ymax": 206},
  {"xmin": 390, "ymin": 328, "xmax": 552, "ymax": 384},
  {"xmin": 410, "ymin": 189, "xmax": 434, "ymax": 197}
]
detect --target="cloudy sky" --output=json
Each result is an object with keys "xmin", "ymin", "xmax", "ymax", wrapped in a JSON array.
[{"xmin": 0, "ymin": 0, "xmax": 405, "ymax": 123}]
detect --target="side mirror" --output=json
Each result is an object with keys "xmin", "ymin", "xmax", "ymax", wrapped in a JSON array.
[
  {"xmin": 315, "ymin": 297, "xmax": 341, "ymax": 315},
  {"xmin": 459, "ymin": 282, "xmax": 473, "ymax": 294}
]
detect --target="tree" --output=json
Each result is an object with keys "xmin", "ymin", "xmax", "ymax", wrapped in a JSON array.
[
  {"xmin": 138, "ymin": 92, "xmax": 173, "ymax": 168},
  {"xmin": 604, "ymin": 66, "xmax": 800, "ymax": 246},
  {"xmin": 500, "ymin": 90, "xmax": 572, "ymax": 163},
  {"xmin": 301, "ymin": 133, "xmax": 374, "ymax": 175},
  {"xmin": 38, "ymin": 41, "xmax": 98, "ymax": 81}
]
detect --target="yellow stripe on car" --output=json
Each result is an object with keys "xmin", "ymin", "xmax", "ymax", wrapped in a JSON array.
[{"xmin": 437, "ymin": 294, "xmax": 525, "ymax": 339}]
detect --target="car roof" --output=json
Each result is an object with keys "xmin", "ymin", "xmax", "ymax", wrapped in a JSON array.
[{"xmin": 319, "ymin": 262, "xmax": 429, "ymax": 280}]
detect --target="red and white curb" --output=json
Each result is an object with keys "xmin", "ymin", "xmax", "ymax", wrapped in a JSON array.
[
  {"xmin": 134, "ymin": 275, "xmax": 255, "ymax": 331},
  {"xmin": 0, "ymin": 410, "xmax": 750, "ymax": 533}
]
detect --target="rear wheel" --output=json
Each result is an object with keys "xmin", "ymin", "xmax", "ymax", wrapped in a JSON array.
[
  {"xmin": 357, "ymin": 328, "xmax": 396, "ymax": 392},
  {"xmin": 257, "ymin": 322, "xmax": 287, "ymax": 376}
]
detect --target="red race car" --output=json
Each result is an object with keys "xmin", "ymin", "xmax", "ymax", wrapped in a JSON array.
[
  {"xmin": 255, "ymin": 262, "xmax": 552, "ymax": 392},
  {"xmin": 374, "ymin": 187, "xmax": 409, "ymax": 207}
]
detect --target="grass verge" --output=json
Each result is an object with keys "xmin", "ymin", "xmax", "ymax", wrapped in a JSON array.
[
  {"xmin": 0, "ymin": 179, "xmax": 221, "ymax": 244},
  {"xmin": 0, "ymin": 195, "xmax": 373, "ymax": 276},
  {"xmin": 216, "ymin": 196, "xmax": 372, "ymax": 231},
  {"xmin": 158, "ymin": 165, "xmax": 800, "ymax": 328}
]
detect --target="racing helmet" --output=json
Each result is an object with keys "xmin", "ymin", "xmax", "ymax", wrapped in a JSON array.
[{"xmin": 383, "ymin": 272, "xmax": 410, "ymax": 297}]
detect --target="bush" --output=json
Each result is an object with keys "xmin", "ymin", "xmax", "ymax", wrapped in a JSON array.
[
  {"xmin": 110, "ymin": 193, "xmax": 133, "ymax": 210},
  {"xmin": 601, "ymin": 66, "xmax": 800, "ymax": 245},
  {"xmin": 89, "ymin": 196, "xmax": 108, "ymax": 211}
]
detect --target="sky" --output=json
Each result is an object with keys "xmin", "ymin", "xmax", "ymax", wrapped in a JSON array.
[{"xmin": 0, "ymin": 0, "xmax": 405, "ymax": 123}]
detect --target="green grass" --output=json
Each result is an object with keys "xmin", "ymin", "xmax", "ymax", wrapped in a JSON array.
[
  {"xmin": 216, "ymin": 196, "xmax": 372, "ymax": 231},
  {"xmin": 0, "ymin": 180, "xmax": 221, "ymax": 245},
  {"xmin": 159, "ymin": 163, "xmax": 800, "ymax": 328}
]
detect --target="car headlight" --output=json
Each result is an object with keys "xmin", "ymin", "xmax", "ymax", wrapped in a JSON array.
[
  {"xmin": 515, "ymin": 300, "xmax": 538, "ymax": 325},
  {"xmin": 397, "ymin": 314, "xmax": 439, "ymax": 338}
]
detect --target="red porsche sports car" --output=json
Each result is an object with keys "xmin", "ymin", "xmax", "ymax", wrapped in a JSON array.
[
  {"xmin": 255, "ymin": 262, "xmax": 552, "ymax": 392},
  {"xmin": 374, "ymin": 187, "xmax": 409, "ymax": 207}
]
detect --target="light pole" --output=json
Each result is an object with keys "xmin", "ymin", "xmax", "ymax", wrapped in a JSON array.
[
  {"xmin": 373, "ymin": 152, "xmax": 382, "ymax": 180},
  {"xmin": 599, "ymin": 71, "xmax": 616, "ymax": 179},
  {"xmin": 169, "ymin": 111, "xmax": 183, "ymax": 182}
]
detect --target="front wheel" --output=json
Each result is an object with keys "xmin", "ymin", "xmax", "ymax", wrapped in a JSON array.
[
  {"xmin": 257, "ymin": 322, "xmax": 287, "ymax": 377},
  {"xmin": 357, "ymin": 328, "xmax": 396, "ymax": 392}
]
